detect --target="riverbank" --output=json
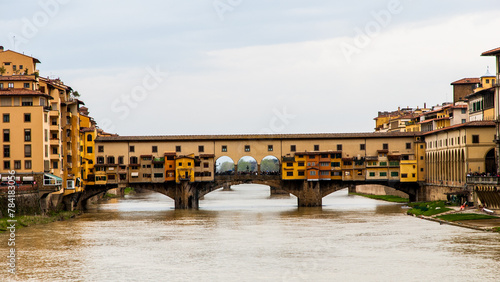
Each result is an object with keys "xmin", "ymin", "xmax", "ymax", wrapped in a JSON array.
[
  {"xmin": 406, "ymin": 201, "xmax": 500, "ymax": 233},
  {"xmin": 0, "ymin": 210, "xmax": 81, "ymax": 233}
]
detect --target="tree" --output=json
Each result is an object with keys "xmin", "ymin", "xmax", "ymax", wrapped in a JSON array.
[{"xmin": 0, "ymin": 66, "xmax": 6, "ymax": 76}]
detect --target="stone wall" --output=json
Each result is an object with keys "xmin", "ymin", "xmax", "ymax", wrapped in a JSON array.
[
  {"xmin": 354, "ymin": 184, "xmax": 409, "ymax": 198},
  {"xmin": 0, "ymin": 193, "xmax": 43, "ymax": 217}
]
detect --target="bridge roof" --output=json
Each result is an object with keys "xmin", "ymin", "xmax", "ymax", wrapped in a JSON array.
[{"xmin": 96, "ymin": 132, "xmax": 422, "ymax": 142}]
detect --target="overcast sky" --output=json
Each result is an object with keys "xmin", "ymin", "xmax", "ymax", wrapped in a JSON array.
[{"xmin": 1, "ymin": 0, "xmax": 499, "ymax": 136}]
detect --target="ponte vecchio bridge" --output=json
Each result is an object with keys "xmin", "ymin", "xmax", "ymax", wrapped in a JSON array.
[{"xmin": 81, "ymin": 132, "xmax": 425, "ymax": 209}]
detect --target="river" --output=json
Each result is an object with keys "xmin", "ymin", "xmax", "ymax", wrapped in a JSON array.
[{"xmin": 2, "ymin": 185, "xmax": 500, "ymax": 281}]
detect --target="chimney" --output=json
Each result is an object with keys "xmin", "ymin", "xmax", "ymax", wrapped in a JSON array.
[
  {"xmin": 424, "ymin": 103, "xmax": 427, "ymax": 108},
  {"xmin": 0, "ymin": 46, "xmax": 4, "ymax": 52}
]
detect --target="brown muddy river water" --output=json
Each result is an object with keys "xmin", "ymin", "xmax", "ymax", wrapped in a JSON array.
[{"xmin": 2, "ymin": 185, "xmax": 500, "ymax": 281}]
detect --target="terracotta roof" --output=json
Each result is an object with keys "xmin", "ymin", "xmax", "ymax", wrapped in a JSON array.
[
  {"xmin": 0, "ymin": 88, "xmax": 53, "ymax": 99},
  {"xmin": 451, "ymin": 78, "xmax": 480, "ymax": 85},
  {"xmin": 96, "ymin": 132, "xmax": 422, "ymax": 142},
  {"xmin": 0, "ymin": 75, "xmax": 37, "ymax": 81},
  {"xmin": 80, "ymin": 127, "xmax": 95, "ymax": 133},
  {"xmin": 422, "ymin": 121, "xmax": 495, "ymax": 135},
  {"xmin": 419, "ymin": 117, "xmax": 450, "ymax": 124},
  {"xmin": 481, "ymin": 46, "xmax": 500, "ymax": 56}
]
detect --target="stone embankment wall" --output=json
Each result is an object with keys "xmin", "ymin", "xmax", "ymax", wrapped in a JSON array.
[
  {"xmin": 354, "ymin": 184, "xmax": 409, "ymax": 198},
  {"xmin": 0, "ymin": 193, "xmax": 43, "ymax": 217}
]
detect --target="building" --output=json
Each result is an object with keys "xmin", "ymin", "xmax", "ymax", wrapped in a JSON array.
[
  {"xmin": 0, "ymin": 46, "xmax": 84, "ymax": 198},
  {"xmin": 465, "ymin": 68, "xmax": 496, "ymax": 122},
  {"xmin": 451, "ymin": 77, "xmax": 480, "ymax": 103},
  {"xmin": 374, "ymin": 106, "xmax": 429, "ymax": 132}
]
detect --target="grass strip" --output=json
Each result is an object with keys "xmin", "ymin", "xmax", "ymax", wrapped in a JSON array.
[
  {"xmin": 351, "ymin": 193, "xmax": 409, "ymax": 203},
  {"xmin": 407, "ymin": 201, "xmax": 452, "ymax": 216},
  {"xmin": 437, "ymin": 213, "xmax": 498, "ymax": 221}
]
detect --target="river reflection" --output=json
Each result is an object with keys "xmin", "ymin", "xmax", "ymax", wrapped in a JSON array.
[{"xmin": 1, "ymin": 185, "xmax": 500, "ymax": 281}]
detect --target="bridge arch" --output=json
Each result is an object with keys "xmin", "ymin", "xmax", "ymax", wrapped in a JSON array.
[
  {"xmin": 260, "ymin": 155, "xmax": 280, "ymax": 174},
  {"xmin": 216, "ymin": 156, "xmax": 236, "ymax": 175},
  {"xmin": 237, "ymin": 156, "xmax": 258, "ymax": 173}
]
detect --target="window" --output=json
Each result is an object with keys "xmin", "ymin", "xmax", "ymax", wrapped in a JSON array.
[
  {"xmin": 199, "ymin": 145, "xmax": 204, "ymax": 153},
  {"xmin": 24, "ymin": 83, "xmax": 30, "ymax": 88},
  {"xmin": 298, "ymin": 171, "xmax": 305, "ymax": 176},
  {"xmin": 331, "ymin": 162, "xmax": 340, "ymax": 167},
  {"xmin": 287, "ymin": 172, "xmax": 293, "ymax": 177},
  {"xmin": 337, "ymin": 144, "xmax": 342, "ymax": 151},
  {"xmin": 369, "ymin": 172, "xmax": 375, "ymax": 177},
  {"xmin": 52, "ymin": 147, "xmax": 58, "ymax": 154},
  {"xmin": 97, "ymin": 157, "xmax": 104, "ymax": 164},
  {"xmin": 3, "ymin": 145, "xmax": 10, "ymax": 158},
  {"xmin": 22, "ymin": 97, "xmax": 33, "ymax": 106},
  {"xmin": 24, "ymin": 129, "xmax": 31, "ymax": 141},
  {"xmin": 25, "ymin": 160, "xmax": 32, "ymax": 169},
  {"xmin": 129, "ymin": 146, "xmax": 135, "ymax": 152},
  {"xmin": 379, "ymin": 172, "xmax": 387, "ymax": 177},
  {"xmin": 107, "ymin": 156, "xmax": 115, "ymax": 164},
  {"xmin": 379, "ymin": 162, "xmax": 387, "ymax": 166},
  {"xmin": 383, "ymin": 143, "xmax": 388, "ymax": 150},
  {"xmin": 320, "ymin": 162, "xmax": 329, "ymax": 166},
  {"xmin": 461, "ymin": 108, "xmax": 466, "ymax": 114},
  {"xmin": 221, "ymin": 145, "xmax": 227, "ymax": 152},
  {"xmin": 87, "ymin": 147, "xmax": 93, "ymax": 153},
  {"xmin": 3, "ymin": 129, "xmax": 9, "ymax": 142},
  {"xmin": 203, "ymin": 163, "xmax": 209, "ymax": 168},
  {"xmin": 406, "ymin": 143, "xmax": 411, "ymax": 149},
  {"xmin": 0, "ymin": 83, "xmax": 2, "ymax": 89},
  {"xmin": 360, "ymin": 144, "xmax": 365, "ymax": 150},
  {"xmin": 314, "ymin": 145, "xmax": 319, "ymax": 151},
  {"xmin": 24, "ymin": 145, "xmax": 31, "ymax": 157},
  {"xmin": 420, "ymin": 156, "xmax": 424, "ymax": 160},
  {"xmin": 401, "ymin": 173, "xmax": 408, "ymax": 178},
  {"xmin": 391, "ymin": 172, "xmax": 399, "ymax": 177},
  {"xmin": 310, "ymin": 171, "xmax": 316, "ymax": 176},
  {"xmin": 290, "ymin": 145, "xmax": 296, "ymax": 152},
  {"xmin": 53, "ymin": 161, "xmax": 58, "ymax": 169},
  {"xmin": 286, "ymin": 162, "xmax": 293, "ymax": 167},
  {"xmin": 268, "ymin": 145, "xmax": 273, "ymax": 151},
  {"xmin": 87, "ymin": 135, "xmax": 92, "ymax": 142},
  {"xmin": 152, "ymin": 146, "xmax": 158, "ymax": 153},
  {"xmin": 298, "ymin": 162, "xmax": 305, "ymax": 166},
  {"xmin": 154, "ymin": 173, "xmax": 164, "ymax": 178},
  {"xmin": 176, "ymin": 146, "xmax": 181, "ymax": 152},
  {"xmin": 130, "ymin": 156, "xmax": 138, "ymax": 164},
  {"xmin": 472, "ymin": 135, "xmax": 479, "ymax": 144},
  {"xmin": 8, "ymin": 83, "xmax": 14, "ymax": 88},
  {"xmin": 14, "ymin": 161, "xmax": 21, "ymax": 169},
  {"xmin": 97, "ymin": 146, "xmax": 103, "ymax": 153},
  {"xmin": 118, "ymin": 156, "xmax": 124, "ymax": 164},
  {"xmin": 2, "ymin": 114, "xmax": 9, "ymax": 123},
  {"xmin": 4, "ymin": 161, "xmax": 10, "ymax": 169},
  {"xmin": 245, "ymin": 145, "xmax": 250, "ymax": 152}
]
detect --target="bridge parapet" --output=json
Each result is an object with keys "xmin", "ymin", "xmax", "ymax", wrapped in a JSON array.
[{"xmin": 467, "ymin": 176, "xmax": 500, "ymax": 185}]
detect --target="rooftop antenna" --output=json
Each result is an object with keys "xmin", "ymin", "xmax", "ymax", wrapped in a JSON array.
[{"xmin": 12, "ymin": 35, "xmax": 15, "ymax": 50}]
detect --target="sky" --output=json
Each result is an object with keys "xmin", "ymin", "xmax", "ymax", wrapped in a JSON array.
[{"xmin": 1, "ymin": 0, "xmax": 499, "ymax": 136}]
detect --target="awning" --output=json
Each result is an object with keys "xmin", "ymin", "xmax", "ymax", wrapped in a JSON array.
[
  {"xmin": 131, "ymin": 172, "xmax": 139, "ymax": 177},
  {"xmin": 44, "ymin": 173, "xmax": 62, "ymax": 186}
]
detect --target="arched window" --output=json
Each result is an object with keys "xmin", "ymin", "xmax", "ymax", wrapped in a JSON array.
[{"xmin": 87, "ymin": 134, "xmax": 92, "ymax": 142}]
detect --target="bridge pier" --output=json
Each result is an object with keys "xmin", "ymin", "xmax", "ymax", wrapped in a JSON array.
[
  {"xmin": 174, "ymin": 181, "xmax": 199, "ymax": 209},
  {"xmin": 297, "ymin": 181, "xmax": 322, "ymax": 207}
]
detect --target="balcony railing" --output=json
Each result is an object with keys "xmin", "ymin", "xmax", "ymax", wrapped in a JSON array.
[{"xmin": 466, "ymin": 176, "xmax": 500, "ymax": 185}]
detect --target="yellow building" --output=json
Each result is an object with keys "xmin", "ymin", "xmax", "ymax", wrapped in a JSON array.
[
  {"xmin": 176, "ymin": 154, "xmax": 195, "ymax": 183},
  {"xmin": 79, "ymin": 106, "xmax": 97, "ymax": 186}
]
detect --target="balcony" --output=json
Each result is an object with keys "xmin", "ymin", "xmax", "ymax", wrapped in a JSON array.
[
  {"xmin": 50, "ymin": 138, "xmax": 60, "ymax": 145},
  {"xmin": 50, "ymin": 124, "xmax": 59, "ymax": 131},
  {"xmin": 50, "ymin": 153, "xmax": 60, "ymax": 159},
  {"xmin": 49, "ymin": 110, "xmax": 59, "ymax": 117}
]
